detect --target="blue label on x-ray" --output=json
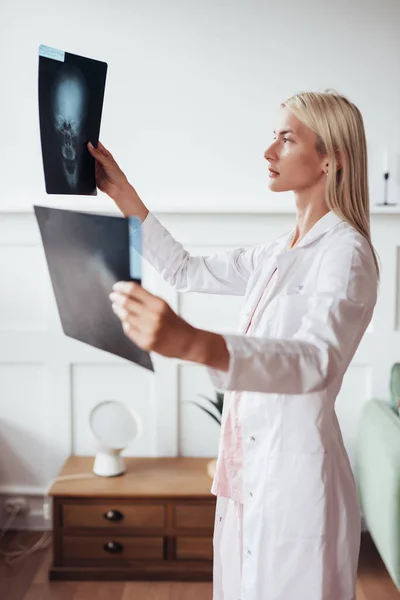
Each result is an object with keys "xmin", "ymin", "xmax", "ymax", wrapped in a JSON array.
[
  {"xmin": 39, "ymin": 45, "xmax": 65, "ymax": 62},
  {"xmin": 128, "ymin": 217, "xmax": 143, "ymax": 281}
]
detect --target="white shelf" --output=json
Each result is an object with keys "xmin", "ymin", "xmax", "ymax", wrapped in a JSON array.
[{"xmin": 1, "ymin": 199, "xmax": 400, "ymax": 215}]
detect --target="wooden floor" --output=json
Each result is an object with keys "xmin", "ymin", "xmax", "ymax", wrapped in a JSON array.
[{"xmin": 1, "ymin": 531, "xmax": 399, "ymax": 599}]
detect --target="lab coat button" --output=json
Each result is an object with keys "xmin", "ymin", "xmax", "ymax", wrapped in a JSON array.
[
  {"xmin": 247, "ymin": 549, "xmax": 252, "ymax": 555},
  {"xmin": 249, "ymin": 492, "xmax": 253, "ymax": 497},
  {"xmin": 249, "ymin": 436, "xmax": 256, "ymax": 442}
]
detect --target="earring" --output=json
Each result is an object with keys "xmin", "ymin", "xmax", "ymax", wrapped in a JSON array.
[{"xmin": 325, "ymin": 171, "xmax": 328, "ymax": 176}]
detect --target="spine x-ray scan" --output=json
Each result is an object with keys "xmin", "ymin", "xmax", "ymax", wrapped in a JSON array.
[{"xmin": 38, "ymin": 45, "xmax": 107, "ymax": 195}]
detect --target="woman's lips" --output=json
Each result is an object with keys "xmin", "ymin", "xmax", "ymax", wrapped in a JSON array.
[{"xmin": 268, "ymin": 168, "xmax": 279, "ymax": 177}]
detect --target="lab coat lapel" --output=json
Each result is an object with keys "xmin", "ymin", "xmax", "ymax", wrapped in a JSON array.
[
  {"xmin": 239, "ymin": 231, "xmax": 293, "ymax": 334},
  {"xmin": 240, "ymin": 211, "xmax": 345, "ymax": 333},
  {"xmin": 276, "ymin": 210, "xmax": 344, "ymax": 268},
  {"xmin": 295, "ymin": 210, "xmax": 344, "ymax": 248}
]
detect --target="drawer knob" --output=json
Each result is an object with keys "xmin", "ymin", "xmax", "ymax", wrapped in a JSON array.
[
  {"xmin": 103, "ymin": 509, "xmax": 124, "ymax": 522},
  {"xmin": 104, "ymin": 541, "xmax": 124, "ymax": 554}
]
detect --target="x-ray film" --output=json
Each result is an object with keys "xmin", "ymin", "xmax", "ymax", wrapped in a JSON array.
[
  {"xmin": 34, "ymin": 206, "xmax": 154, "ymax": 371},
  {"xmin": 38, "ymin": 45, "xmax": 107, "ymax": 195}
]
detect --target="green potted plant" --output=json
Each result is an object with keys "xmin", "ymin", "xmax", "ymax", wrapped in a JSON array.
[{"xmin": 187, "ymin": 391, "xmax": 224, "ymax": 478}]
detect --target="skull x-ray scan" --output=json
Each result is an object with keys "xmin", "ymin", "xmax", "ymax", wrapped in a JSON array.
[{"xmin": 38, "ymin": 46, "xmax": 107, "ymax": 195}]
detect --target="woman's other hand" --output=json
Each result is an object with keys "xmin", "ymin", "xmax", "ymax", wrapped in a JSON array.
[
  {"xmin": 109, "ymin": 281, "xmax": 230, "ymax": 371},
  {"xmin": 109, "ymin": 282, "xmax": 198, "ymax": 359}
]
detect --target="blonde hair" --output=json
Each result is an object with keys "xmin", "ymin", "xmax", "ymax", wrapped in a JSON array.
[{"xmin": 282, "ymin": 89, "xmax": 380, "ymax": 281}]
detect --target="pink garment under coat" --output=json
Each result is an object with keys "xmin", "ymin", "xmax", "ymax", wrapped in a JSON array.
[
  {"xmin": 212, "ymin": 269, "xmax": 279, "ymax": 599},
  {"xmin": 211, "ymin": 268, "xmax": 279, "ymax": 502}
]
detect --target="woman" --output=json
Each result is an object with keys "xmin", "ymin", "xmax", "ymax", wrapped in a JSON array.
[{"xmin": 88, "ymin": 90, "xmax": 380, "ymax": 600}]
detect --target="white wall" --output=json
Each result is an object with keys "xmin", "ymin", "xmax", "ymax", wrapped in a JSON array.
[
  {"xmin": 1, "ymin": 0, "xmax": 400, "ymax": 529},
  {"xmin": 1, "ymin": 0, "xmax": 400, "ymax": 213}
]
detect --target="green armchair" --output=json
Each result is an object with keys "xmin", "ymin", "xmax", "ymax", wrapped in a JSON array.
[{"xmin": 355, "ymin": 363, "xmax": 400, "ymax": 590}]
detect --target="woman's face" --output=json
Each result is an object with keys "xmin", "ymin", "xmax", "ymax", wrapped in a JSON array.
[{"xmin": 264, "ymin": 106, "xmax": 327, "ymax": 193}]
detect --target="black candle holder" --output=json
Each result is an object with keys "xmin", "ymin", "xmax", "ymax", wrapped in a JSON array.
[{"xmin": 376, "ymin": 171, "xmax": 398, "ymax": 206}]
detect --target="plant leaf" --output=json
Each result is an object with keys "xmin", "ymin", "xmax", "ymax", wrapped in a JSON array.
[
  {"xmin": 216, "ymin": 392, "xmax": 224, "ymax": 413},
  {"xmin": 186, "ymin": 401, "xmax": 221, "ymax": 425},
  {"xmin": 197, "ymin": 393, "xmax": 223, "ymax": 416}
]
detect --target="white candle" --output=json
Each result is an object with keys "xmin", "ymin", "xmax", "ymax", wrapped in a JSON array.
[{"xmin": 383, "ymin": 147, "xmax": 389, "ymax": 173}]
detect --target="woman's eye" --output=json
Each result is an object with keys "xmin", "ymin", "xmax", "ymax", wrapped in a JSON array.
[{"xmin": 283, "ymin": 137, "xmax": 291, "ymax": 143}]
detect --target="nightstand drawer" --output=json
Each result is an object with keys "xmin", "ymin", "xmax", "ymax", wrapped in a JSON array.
[
  {"xmin": 174, "ymin": 504, "xmax": 215, "ymax": 530},
  {"xmin": 176, "ymin": 537, "xmax": 213, "ymax": 560},
  {"xmin": 49, "ymin": 457, "xmax": 216, "ymax": 580},
  {"xmin": 62, "ymin": 503, "xmax": 165, "ymax": 530},
  {"xmin": 63, "ymin": 535, "xmax": 164, "ymax": 561}
]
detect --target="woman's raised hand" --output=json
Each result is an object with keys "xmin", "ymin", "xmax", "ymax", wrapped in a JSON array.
[
  {"xmin": 87, "ymin": 141, "xmax": 149, "ymax": 220},
  {"xmin": 88, "ymin": 141, "xmax": 128, "ymax": 198}
]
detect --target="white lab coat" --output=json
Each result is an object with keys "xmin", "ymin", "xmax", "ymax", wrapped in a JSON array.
[{"xmin": 140, "ymin": 209, "xmax": 378, "ymax": 600}]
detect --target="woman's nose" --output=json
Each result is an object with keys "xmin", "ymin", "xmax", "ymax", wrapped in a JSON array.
[{"xmin": 264, "ymin": 144, "xmax": 275, "ymax": 161}]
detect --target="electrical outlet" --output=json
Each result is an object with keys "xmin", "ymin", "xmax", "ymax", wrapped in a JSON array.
[
  {"xmin": 43, "ymin": 500, "xmax": 51, "ymax": 521},
  {"xmin": 3, "ymin": 497, "xmax": 29, "ymax": 516}
]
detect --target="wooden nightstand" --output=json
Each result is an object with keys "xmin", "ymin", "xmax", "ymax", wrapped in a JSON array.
[{"xmin": 48, "ymin": 456, "xmax": 216, "ymax": 581}]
